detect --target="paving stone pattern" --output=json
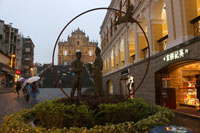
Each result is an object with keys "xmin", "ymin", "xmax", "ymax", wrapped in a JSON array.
[{"xmin": 0, "ymin": 88, "xmax": 86, "ymax": 126}]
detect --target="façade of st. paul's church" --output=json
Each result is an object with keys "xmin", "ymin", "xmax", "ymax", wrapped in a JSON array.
[{"xmin": 58, "ymin": 28, "xmax": 98, "ymax": 65}]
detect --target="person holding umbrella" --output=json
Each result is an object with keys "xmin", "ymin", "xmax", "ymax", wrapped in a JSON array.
[
  {"xmin": 30, "ymin": 81, "xmax": 39, "ymax": 104},
  {"xmin": 27, "ymin": 76, "xmax": 40, "ymax": 104}
]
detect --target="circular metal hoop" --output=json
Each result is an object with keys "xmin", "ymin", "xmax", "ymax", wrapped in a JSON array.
[{"xmin": 52, "ymin": 7, "xmax": 150, "ymax": 98}]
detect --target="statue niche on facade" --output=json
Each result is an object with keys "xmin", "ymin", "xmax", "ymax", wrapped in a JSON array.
[{"xmin": 93, "ymin": 47, "xmax": 104, "ymax": 97}]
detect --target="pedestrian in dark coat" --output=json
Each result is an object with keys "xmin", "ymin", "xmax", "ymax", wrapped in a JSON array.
[{"xmin": 16, "ymin": 81, "xmax": 21, "ymax": 97}]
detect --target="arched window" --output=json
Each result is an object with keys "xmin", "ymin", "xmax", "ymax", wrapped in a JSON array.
[
  {"xmin": 64, "ymin": 50, "xmax": 67, "ymax": 56},
  {"xmin": 89, "ymin": 50, "xmax": 92, "ymax": 56},
  {"xmin": 107, "ymin": 80, "xmax": 113, "ymax": 94}
]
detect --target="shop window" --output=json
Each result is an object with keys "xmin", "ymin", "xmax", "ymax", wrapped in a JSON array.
[
  {"xmin": 181, "ymin": 70, "xmax": 200, "ymax": 106},
  {"xmin": 25, "ymin": 48, "xmax": 30, "ymax": 52},
  {"xmin": 89, "ymin": 50, "xmax": 92, "ymax": 56}
]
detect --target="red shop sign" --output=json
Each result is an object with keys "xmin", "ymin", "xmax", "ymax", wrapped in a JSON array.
[{"xmin": 16, "ymin": 70, "xmax": 21, "ymax": 75}]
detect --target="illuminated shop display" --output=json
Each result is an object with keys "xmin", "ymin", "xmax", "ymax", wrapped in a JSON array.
[{"xmin": 182, "ymin": 76, "xmax": 199, "ymax": 106}]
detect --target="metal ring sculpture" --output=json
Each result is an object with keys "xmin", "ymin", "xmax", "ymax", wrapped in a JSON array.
[{"xmin": 52, "ymin": 7, "xmax": 150, "ymax": 98}]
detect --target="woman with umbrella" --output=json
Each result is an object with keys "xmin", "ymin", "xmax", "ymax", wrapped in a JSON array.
[{"xmin": 27, "ymin": 76, "xmax": 40, "ymax": 104}]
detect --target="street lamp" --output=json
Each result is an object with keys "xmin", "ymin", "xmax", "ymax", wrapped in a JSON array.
[{"xmin": 9, "ymin": 54, "xmax": 16, "ymax": 68}]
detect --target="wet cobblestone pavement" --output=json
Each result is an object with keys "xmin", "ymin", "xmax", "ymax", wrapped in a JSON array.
[{"xmin": 0, "ymin": 88, "xmax": 86, "ymax": 126}]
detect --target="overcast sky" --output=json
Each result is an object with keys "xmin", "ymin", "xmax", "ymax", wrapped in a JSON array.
[{"xmin": 0, "ymin": 0, "xmax": 110, "ymax": 65}]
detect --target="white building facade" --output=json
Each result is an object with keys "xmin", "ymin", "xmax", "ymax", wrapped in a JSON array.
[{"xmin": 100, "ymin": 0, "xmax": 200, "ymax": 108}]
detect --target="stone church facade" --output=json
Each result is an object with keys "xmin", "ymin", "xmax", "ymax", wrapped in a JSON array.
[{"xmin": 58, "ymin": 28, "xmax": 98, "ymax": 65}]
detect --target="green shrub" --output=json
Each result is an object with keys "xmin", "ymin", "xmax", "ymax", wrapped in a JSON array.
[
  {"xmin": 0, "ymin": 98, "xmax": 175, "ymax": 132},
  {"xmin": 34, "ymin": 100, "xmax": 94, "ymax": 128}
]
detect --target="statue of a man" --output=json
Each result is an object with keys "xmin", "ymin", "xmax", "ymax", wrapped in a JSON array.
[
  {"xmin": 93, "ymin": 47, "xmax": 104, "ymax": 97},
  {"xmin": 71, "ymin": 51, "xmax": 83, "ymax": 97}
]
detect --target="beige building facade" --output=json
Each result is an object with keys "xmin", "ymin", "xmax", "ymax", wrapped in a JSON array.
[
  {"xmin": 100, "ymin": 0, "xmax": 200, "ymax": 109},
  {"xmin": 58, "ymin": 28, "xmax": 98, "ymax": 65}
]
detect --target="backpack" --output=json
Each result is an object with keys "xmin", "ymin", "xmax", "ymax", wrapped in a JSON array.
[{"xmin": 31, "ymin": 84, "xmax": 37, "ymax": 93}]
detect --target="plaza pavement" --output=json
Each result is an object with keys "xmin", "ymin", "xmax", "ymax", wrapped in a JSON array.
[{"xmin": 0, "ymin": 88, "xmax": 86, "ymax": 126}]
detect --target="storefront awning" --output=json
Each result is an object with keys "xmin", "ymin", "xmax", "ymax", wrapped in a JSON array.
[{"xmin": 0, "ymin": 62, "xmax": 15, "ymax": 76}]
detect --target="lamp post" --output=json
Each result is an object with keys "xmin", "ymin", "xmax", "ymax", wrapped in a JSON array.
[{"xmin": 10, "ymin": 54, "xmax": 15, "ymax": 68}]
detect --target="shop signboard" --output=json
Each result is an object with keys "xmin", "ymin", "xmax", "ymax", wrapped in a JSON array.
[
  {"xmin": 16, "ymin": 70, "xmax": 21, "ymax": 75},
  {"xmin": 163, "ymin": 49, "xmax": 189, "ymax": 62}
]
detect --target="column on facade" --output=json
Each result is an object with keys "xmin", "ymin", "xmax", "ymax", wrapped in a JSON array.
[
  {"xmin": 111, "ymin": 47, "xmax": 114, "ymax": 72},
  {"xmin": 106, "ymin": 54, "xmax": 109, "ymax": 73},
  {"xmin": 115, "ymin": 42, "xmax": 119, "ymax": 70},
  {"xmin": 128, "ymin": 25, "xmax": 136, "ymax": 63},
  {"xmin": 113, "ymin": 46, "xmax": 116, "ymax": 71},
  {"xmin": 118, "ymin": 39, "xmax": 121, "ymax": 68},
  {"xmin": 108, "ymin": 50, "xmax": 111, "ymax": 73},
  {"xmin": 124, "ymin": 29, "xmax": 129, "ymax": 66},
  {"xmin": 150, "ymin": 19, "xmax": 164, "ymax": 53},
  {"xmin": 164, "ymin": 0, "xmax": 176, "ymax": 45},
  {"xmin": 134, "ymin": 24, "xmax": 140, "ymax": 62},
  {"xmin": 135, "ymin": 20, "xmax": 148, "ymax": 60},
  {"xmin": 120, "ymin": 35, "xmax": 125, "ymax": 67},
  {"xmin": 103, "ymin": 56, "xmax": 107, "ymax": 75}
]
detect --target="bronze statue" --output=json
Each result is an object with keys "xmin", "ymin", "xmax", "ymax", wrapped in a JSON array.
[
  {"xmin": 93, "ymin": 47, "xmax": 104, "ymax": 97},
  {"xmin": 71, "ymin": 51, "xmax": 83, "ymax": 97}
]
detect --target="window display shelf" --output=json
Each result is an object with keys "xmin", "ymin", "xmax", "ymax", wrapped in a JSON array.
[{"xmin": 181, "ymin": 87, "xmax": 198, "ymax": 106}]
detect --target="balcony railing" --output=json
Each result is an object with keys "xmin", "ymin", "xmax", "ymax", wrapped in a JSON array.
[
  {"xmin": 190, "ymin": 16, "xmax": 200, "ymax": 36},
  {"xmin": 142, "ymin": 47, "xmax": 148, "ymax": 59},
  {"xmin": 130, "ymin": 54, "xmax": 135, "ymax": 63},
  {"xmin": 157, "ymin": 35, "xmax": 168, "ymax": 52}
]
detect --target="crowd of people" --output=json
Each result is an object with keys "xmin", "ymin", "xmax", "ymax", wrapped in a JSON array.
[{"xmin": 15, "ymin": 80, "xmax": 40, "ymax": 104}]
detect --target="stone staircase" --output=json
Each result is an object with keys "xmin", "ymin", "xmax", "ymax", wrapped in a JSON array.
[{"xmin": 40, "ymin": 65, "xmax": 93, "ymax": 88}]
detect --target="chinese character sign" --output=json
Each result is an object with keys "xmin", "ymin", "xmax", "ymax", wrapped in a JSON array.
[{"xmin": 163, "ymin": 49, "xmax": 189, "ymax": 62}]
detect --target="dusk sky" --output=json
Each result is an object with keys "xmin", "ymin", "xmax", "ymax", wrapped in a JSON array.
[{"xmin": 0, "ymin": 0, "xmax": 111, "ymax": 65}]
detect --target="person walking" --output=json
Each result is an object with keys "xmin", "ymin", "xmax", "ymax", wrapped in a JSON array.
[
  {"xmin": 25, "ymin": 83, "xmax": 32, "ymax": 102},
  {"xmin": 71, "ymin": 51, "xmax": 83, "ymax": 97},
  {"xmin": 30, "ymin": 82, "xmax": 39, "ymax": 104},
  {"xmin": 15, "ymin": 81, "xmax": 21, "ymax": 97}
]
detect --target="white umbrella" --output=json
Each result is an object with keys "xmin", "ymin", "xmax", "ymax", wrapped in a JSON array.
[
  {"xmin": 27, "ymin": 76, "xmax": 40, "ymax": 83},
  {"xmin": 21, "ymin": 79, "xmax": 28, "ymax": 90},
  {"xmin": 18, "ymin": 77, "xmax": 24, "ymax": 81}
]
